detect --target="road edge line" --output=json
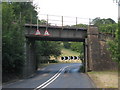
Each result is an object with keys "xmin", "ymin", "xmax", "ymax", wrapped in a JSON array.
[{"xmin": 86, "ymin": 73, "xmax": 97, "ymax": 88}]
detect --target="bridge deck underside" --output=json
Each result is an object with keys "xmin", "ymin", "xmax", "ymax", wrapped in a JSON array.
[{"xmin": 26, "ymin": 35, "xmax": 85, "ymax": 42}]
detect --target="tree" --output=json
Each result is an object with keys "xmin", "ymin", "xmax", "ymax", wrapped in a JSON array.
[
  {"xmin": 36, "ymin": 41, "xmax": 61, "ymax": 64},
  {"xmin": 70, "ymin": 42, "xmax": 84, "ymax": 57},
  {"xmin": 92, "ymin": 17, "xmax": 116, "ymax": 26},
  {"xmin": 11, "ymin": 2, "xmax": 38, "ymax": 24},
  {"xmin": 99, "ymin": 24, "xmax": 117, "ymax": 34},
  {"xmin": 2, "ymin": 2, "xmax": 24, "ymax": 75},
  {"xmin": 2, "ymin": 2, "xmax": 39, "ymax": 81},
  {"xmin": 92, "ymin": 18, "xmax": 117, "ymax": 34},
  {"xmin": 63, "ymin": 42, "xmax": 71, "ymax": 49}
]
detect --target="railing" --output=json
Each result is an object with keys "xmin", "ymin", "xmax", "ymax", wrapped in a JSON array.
[
  {"xmin": 24, "ymin": 14, "xmax": 92, "ymax": 30},
  {"xmin": 38, "ymin": 14, "xmax": 91, "ymax": 29}
]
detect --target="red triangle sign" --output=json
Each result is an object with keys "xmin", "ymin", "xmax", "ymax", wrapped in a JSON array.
[
  {"xmin": 34, "ymin": 29, "xmax": 41, "ymax": 35},
  {"xmin": 44, "ymin": 30, "xmax": 50, "ymax": 36}
]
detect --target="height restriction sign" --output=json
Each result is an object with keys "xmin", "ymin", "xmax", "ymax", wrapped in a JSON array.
[
  {"xmin": 34, "ymin": 29, "xmax": 41, "ymax": 35},
  {"xmin": 44, "ymin": 30, "xmax": 50, "ymax": 36}
]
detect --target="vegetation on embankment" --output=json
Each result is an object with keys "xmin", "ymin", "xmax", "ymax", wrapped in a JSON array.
[
  {"xmin": 62, "ymin": 42, "xmax": 84, "ymax": 58},
  {"xmin": 88, "ymin": 71, "xmax": 118, "ymax": 88},
  {"xmin": 61, "ymin": 48, "xmax": 80, "ymax": 56}
]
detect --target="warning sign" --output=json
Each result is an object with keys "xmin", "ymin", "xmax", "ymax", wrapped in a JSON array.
[
  {"xmin": 34, "ymin": 29, "xmax": 41, "ymax": 35},
  {"xmin": 44, "ymin": 30, "xmax": 50, "ymax": 36}
]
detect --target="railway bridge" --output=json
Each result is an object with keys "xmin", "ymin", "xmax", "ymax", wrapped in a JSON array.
[{"xmin": 23, "ymin": 15, "xmax": 100, "ymax": 77}]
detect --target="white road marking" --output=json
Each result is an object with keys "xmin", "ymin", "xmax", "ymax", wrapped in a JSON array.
[
  {"xmin": 34, "ymin": 65, "xmax": 74, "ymax": 90},
  {"xmin": 41, "ymin": 67, "xmax": 67, "ymax": 89},
  {"xmin": 35, "ymin": 67, "xmax": 63, "ymax": 89}
]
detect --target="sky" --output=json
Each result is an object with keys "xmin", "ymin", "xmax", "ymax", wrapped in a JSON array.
[{"xmin": 33, "ymin": 0, "xmax": 118, "ymax": 25}]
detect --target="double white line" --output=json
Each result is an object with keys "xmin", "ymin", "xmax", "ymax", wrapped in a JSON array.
[{"xmin": 34, "ymin": 65, "xmax": 70, "ymax": 90}]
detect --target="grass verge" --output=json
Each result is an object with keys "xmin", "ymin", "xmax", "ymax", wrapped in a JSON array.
[
  {"xmin": 37, "ymin": 63, "xmax": 58, "ymax": 70},
  {"xmin": 61, "ymin": 48, "xmax": 80, "ymax": 56},
  {"xmin": 88, "ymin": 71, "xmax": 118, "ymax": 88}
]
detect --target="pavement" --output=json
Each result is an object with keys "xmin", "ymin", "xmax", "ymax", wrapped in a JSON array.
[{"xmin": 2, "ymin": 63, "xmax": 95, "ymax": 90}]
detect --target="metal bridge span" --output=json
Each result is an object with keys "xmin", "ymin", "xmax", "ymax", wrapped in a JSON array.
[{"xmin": 25, "ymin": 24, "xmax": 87, "ymax": 42}]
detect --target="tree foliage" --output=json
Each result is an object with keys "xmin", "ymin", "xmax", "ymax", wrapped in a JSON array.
[
  {"xmin": 99, "ymin": 24, "xmax": 117, "ymax": 34},
  {"xmin": 2, "ymin": 2, "xmax": 63, "ymax": 78},
  {"xmin": 70, "ymin": 42, "xmax": 84, "ymax": 57},
  {"xmin": 11, "ymin": 2, "xmax": 38, "ymax": 24},
  {"xmin": 92, "ymin": 17, "xmax": 117, "ymax": 34},
  {"xmin": 92, "ymin": 17, "xmax": 116, "ymax": 26},
  {"xmin": 2, "ymin": 2, "xmax": 25, "ymax": 75},
  {"xmin": 36, "ymin": 41, "xmax": 61, "ymax": 65},
  {"xmin": 36, "ymin": 41, "xmax": 61, "ymax": 57},
  {"xmin": 63, "ymin": 42, "xmax": 71, "ymax": 49},
  {"xmin": 107, "ymin": 29, "xmax": 118, "ymax": 62}
]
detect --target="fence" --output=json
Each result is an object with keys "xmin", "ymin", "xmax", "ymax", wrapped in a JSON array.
[{"xmin": 38, "ymin": 14, "xmax": 91, "ymax": 28}]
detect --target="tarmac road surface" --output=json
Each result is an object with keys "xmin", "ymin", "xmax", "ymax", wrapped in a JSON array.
[{"xmin": 2, "ymin": 63, "xmax": 95, "ymax": 89}]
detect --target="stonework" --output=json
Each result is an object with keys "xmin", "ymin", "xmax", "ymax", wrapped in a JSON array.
[{"xmin": 87, "ymin": 26, "xmax": 118, "ymax": 71}]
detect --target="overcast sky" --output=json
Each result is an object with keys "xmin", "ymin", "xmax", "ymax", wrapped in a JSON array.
[{"xmin": 33, "ymin": 0, "xmax": 118, "ymax": 25}]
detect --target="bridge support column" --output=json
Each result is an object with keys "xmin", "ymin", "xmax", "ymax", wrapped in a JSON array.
[
  {"xmin": 23, "ymin": 38, "xmax": 36, "ymax": 78},
  {"xmin": 87, "ymin": 26, "xmax": 100, "ymax": 71}
]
